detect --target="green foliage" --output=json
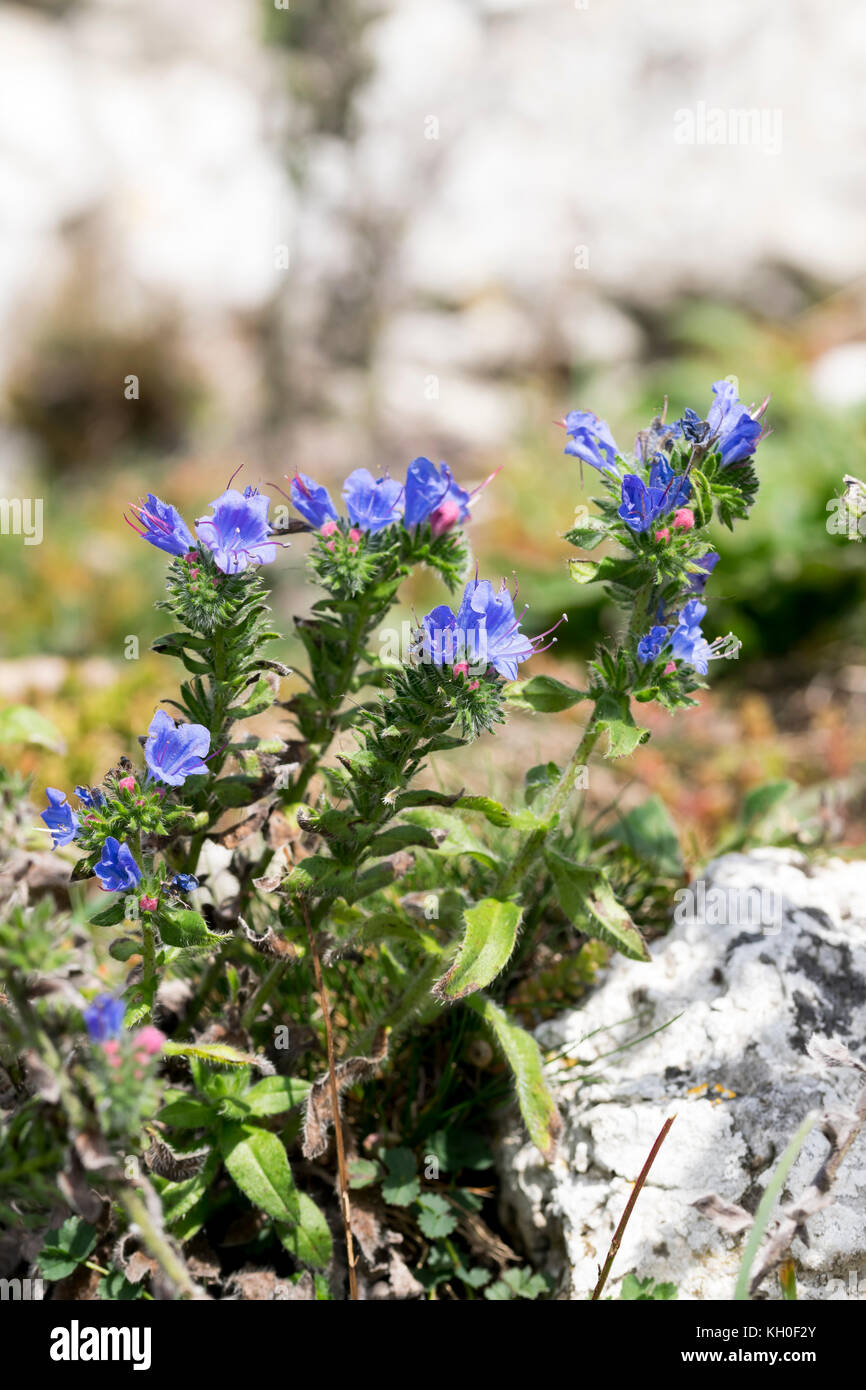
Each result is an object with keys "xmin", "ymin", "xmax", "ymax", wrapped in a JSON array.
[
  {"xmin": 381, "ymin": 1147, "xmax": 421, "ymax": 1207},
  {"xmin": 544, "ymin": 851, "xmax": 651, "ymax": 961},
  {"xmin": 0, "ymin": 705, "xmax": 65, "ymax": 752},
  {"xmin": 485, "ymin": 1266, "xmax": 549, "ymax": 1300},
  {"xmin": 2, "ymin": 361, "xmax": 771, "ymax": 1299},
  {"xmin": 433, "ymin": 898, "xmax": 522, "ymax": 1002},
  {"xmin": 465, "ymin": 995, "xmax": 562, "ymax": 1159},
  {"xmin": 37, "ymin": 1218, "xmax": 98, "ymax": 1282},
  {"xmin": 618, "ymin": 1272, "xmax": 677, "ymax": 1301}
]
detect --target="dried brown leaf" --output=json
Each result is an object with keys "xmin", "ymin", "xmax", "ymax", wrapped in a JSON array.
[
  {"xmin": 692, "ymin": 1193, "xmax": 754, "ymax": 1234},
  {"xmin": 144, "ymin": 1134, "xmax": 207, "ymax": 1182},
  {"xmin": 301, "ymin": 1030, "xmax": 388, "ymax": 1159}
]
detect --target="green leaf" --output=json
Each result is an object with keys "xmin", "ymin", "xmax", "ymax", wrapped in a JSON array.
[
  {"xmin": 163, "ymin": 1041, "xmax": 265, "ymax": 1070},
  {"xmin": 426, "ymin": 1127, "xmax": 494, "ymax": 1172},
  {"xmin": 591, "ymin": 554, "xmax": 646, "ymax": 590},
  {"xmin": 156, "ymin": 906, "xmax": 223, "ymax": 949},
  {"xmin": 485, "ymin": 1266, "xmax": 548, "ymax": 1300},
  {"xmin": 98, "ymin": 1270, "xmax": 145, "ymax": 1300},
  {"xmin": 88, "ymin": 899, "xmax": 128, "ymax": 928},
  {"xmin": 619, "ymin": 1272, "xmax": 677, "ymax": 1300},
  {"xmin": 154, "ymin": 1153, "xmax": 219, "ymax": 1227},
  {"xmin": 564, "ymin": 518, "xmax": 608, "ymax": 550},
  {"xmin": 212, "ymin": 776, "xmax": 261, "ymax": 808},
  {"xmin": 220, "ymin": 1123, "xmax": 300, "ymax": 1223},
  {"xmin": 37, "ymin": 1218, "xmax": 98, "ymax": 1281},
  {"xmin": 465, "ymin": 996, "xmax": 562, "ymax": 1160},
  {"xmin": 544, "ymin": 850, "xmax": 650, "ymax": 961},
  {"xmin": 568, "ymin": 559, "xmax": 600, "ymax": 585},
  {"xmin": 0, "ymin": 705, "xmax": 65, "ymax": 752},
  {"xmin": 606, "ymin": 796, "xmax": 683, "ymax": 877},
  {"xmin": 367, "ymin": 823, "xmax": 439, "ymax": 856},
  {"xmin": 741, "ymin": 779, "xmax": 795, "ymax": 828},
  {"xmin": 597, "ymin": 716, "xmax": 648, "ymax": 759},
  {"xmin": 507, "ymin": 674, "xmax": 589, "ymax": 714},
  {"xmin": 158, "ymin": 1094, "xmax": 216, "ymax": 1129},
  {"xmin": 230, "ymin": 676, "xmax": 278, "ymax": 719},
  {"xmin": 434, "ymin": 898, "xmax": 522, "ymax": 1001},
  {"xmin": 593, "ymin": 693, "xmax": 649, "ymax": 760},
  {"xmin": 416, "ymin": 1193, "xmax": 457, "ymax": 1239},
  {"xmin": 734, "ymin": 1112, "xmax": 818, "ymax": 1302},
  {"xmin": 108, "ymin": 937, "xmax": 140, "ymax": 962},
  {"xmin": 402, "ymin": 809, "xmax": 501, "ymax": 869},
  {"xmin": 276, "ymin": 1193, "xmax": 333, "ymax": 1269},
  {"xmin": 243, "ymin": 1075, "xmax": 312, "ymax": 1116},
  {"xmin": 348, "ymin": 1157, "xmax": 382, "ymax": 1189},
  {"xmin": 451, "ymin": 794, "xmax": 542, "ymax": 830},
  {"xmin": 524, "ymin": 761, "xmax": 561, "ymax": 808},
  {"xmin": 381, "ymin": 1147, "xmax": 420, "ymax": 1206}
]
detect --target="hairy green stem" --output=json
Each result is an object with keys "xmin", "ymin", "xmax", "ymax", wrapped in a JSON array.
[
  {"xmin": 498, "ymin": 717, "xmax": 601, "ymax": 898},
  {"xmin": 239, "ymin": 959, "xmax": 289, "ymax": 1031},
  {"xmin": 120, "ymin": 1187, "xmax": 203, "ymax": 1300},
  {"xmin": 140, "ymin": 914, "xmax": 157, "ymax": 1013}
]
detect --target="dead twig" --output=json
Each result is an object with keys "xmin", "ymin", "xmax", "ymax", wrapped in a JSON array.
[
  {"xmin": 299, "ymin": 896, "xmax": 358, "ymax": 1301},
  {"xmin": 591, "ymin": 1113, "xmax": 676, "ymax": 1300}
]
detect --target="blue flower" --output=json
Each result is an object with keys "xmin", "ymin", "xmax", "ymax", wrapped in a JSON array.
[
  {"xmin": 171, "ymin": 873, "xmax": 199, "ymax": 893},
  {"xmin": 618, "ymin": 475, "xmax": 671, "ymax": 533},
  {"xmin": 563, "ymin": 410, "xmax": 621, "ymax": 476},
  {"xmin": 637, "ymin": 626, "xmax": 670, "ymax": 665},
  {"xmin": 404, "ymin": 457, "xmax": 470, "ymax": 534},
  {"xmin": 290, "ymin": 473, "xmax": 339, "ymax": 530},
  {"xmin": 618, "ymin": 454, "xmax": 692, "ymax": 533},
  {"xmin": 144, "ymin": 709, "xmax": 210, "ymax": 787},
  {"xmin": 675, "ymin": 407, "xmax": 711, "ymax": 445},
  {"xmin": 688, "ymin": 551, "xmax": 719, "ymax": 593},
  {"xmin": 670, "ymin": 600, "xmax": 711, "ymax": 672},
  {"xmin": 648, "ymin": 454, "xmax": 691, "ymax": 508},
  {"xmin": 423, "ymin": 578, "xmax": 544, "ymax": 682},
  {"xmin": 342, "ymin": 469, "xmax": 403, "ymax": 533},
  {"xmin": 94, "ymin": 837, "xmax": 142, "ymax": 893},
  {"xmin": 83, "ymin": 994, "xmax": 125, "ymax": 1042},
  {"xmin": 196, "ymin": 489, "xmax": 277, "ymax": 573},
  {"xmin": 41, "ymin": 788, "xmax": 79, "ymax": 848},
  {"xmin": 706, "ymin": 380, "xmax": 764, "ymax": 466},
  {"xmin": 127, "ymin": 494, "xmax": 195, "ymax": 558},
  {"xmin": 74, "ymin": 785, "xmax": 105, "ymax": 810}
]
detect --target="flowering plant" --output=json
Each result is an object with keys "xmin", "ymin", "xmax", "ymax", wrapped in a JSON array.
[{"xmin": 1, "ymin": 379, "xmax": 765, "ymax": 1300}]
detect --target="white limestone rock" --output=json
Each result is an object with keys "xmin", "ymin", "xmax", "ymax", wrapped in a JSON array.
[{"xmin": 498, "ymin": 850, "xmax": 866, "ymax": 1300}]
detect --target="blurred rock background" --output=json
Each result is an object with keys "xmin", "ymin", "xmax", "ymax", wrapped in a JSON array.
[{"xmin": 1, "ymin": 0, "xmax": 865, "ymax": 848}]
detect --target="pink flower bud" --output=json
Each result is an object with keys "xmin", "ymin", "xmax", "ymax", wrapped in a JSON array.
[
  {"xmin": 139, "ymin": 895, "xmax": 158, "ymax": 913},
  {"xmin": 467, "ymin": 679, "xmax": 480, "ymax": 692},
  {"xmin": 673, "ymin": 508, "xmax": 694, "ymax": 531},
  {"xmin": 320, "ymin": 520, "xmax": 338, "ymax": 538},
  {"xmin": 655, "ymin": 527, "xmax": 670, "ymax": 543},
  {"xmin": 118, "ymin": 775, "xmax": 135, "ymax": 793},
  {"xmin": 453, "ymin": 661, "xmax": 469, "ymax": 678},
  {"xmin": 664, "ymin": 661, "xmax": 676, "ymax": 675},
  {"xmin": 134, "ymin": 1025, "xmax": 166, "ymax": 1056},
  {"xmin": 348, "ymin": 528, "xmax": 362, "ymax": 543},
  {"xmin": 430, "ymin": 498, "xmax": 461, "ymax": 538}
]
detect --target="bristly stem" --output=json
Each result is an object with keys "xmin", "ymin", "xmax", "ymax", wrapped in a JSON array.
[
  {"xmin": 498, "ymin": 717, "xmax": 600, "ymax": 898},
  {"xmin": 120, "ymin": 1186, "xmax": 203, "ymax": 1300},
  {"xmin": 590, "ymin": 1113, "xmax": 676, "ymax": 1301},
  {"xmin": 299, "ymin": 896, "xmax": 358, "ymax": 1301}
]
